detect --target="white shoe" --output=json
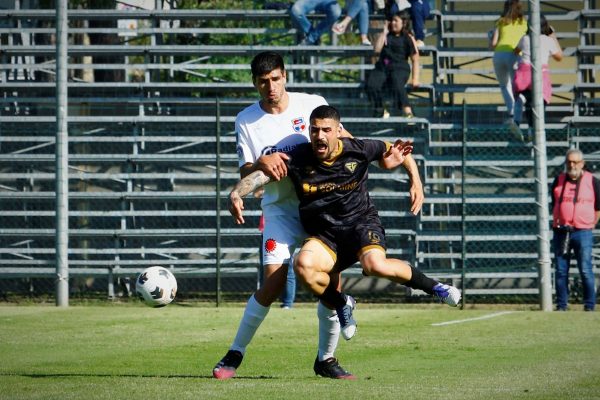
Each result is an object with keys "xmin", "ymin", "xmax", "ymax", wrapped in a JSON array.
[
  {"xmin": 433, "ymin": 283, "xmax": 461, "ymax": 307},
  {"xmin": 415, "ymin": 39, "xmax": 425, "ymax": 48},
  {"xmin": 337, "ymin": 294, "xmax": 357, "ymax": 340},
  {"xmin": 382, "ymin": 109, "xmax": 390, "ymax": 119}
]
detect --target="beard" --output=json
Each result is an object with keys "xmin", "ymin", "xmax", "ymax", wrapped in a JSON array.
[{"xmin": 567, "ymin": 168, "xmax": 581, "ymax": 180}]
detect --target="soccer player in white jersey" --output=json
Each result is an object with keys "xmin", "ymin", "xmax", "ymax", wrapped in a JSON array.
[{"xmin": 212, "ymin": 51, "xmax": 424, "ymax": 380}]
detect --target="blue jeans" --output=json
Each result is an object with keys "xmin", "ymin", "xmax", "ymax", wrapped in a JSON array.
[
  {"xmin": 553, "ymin": 228, "xmax": 596, "ymax": 311},
  {"xmin": 290, "ymin": 0, "xmax": 342, "ymax": 43},
  {"xmin": 344, "ymin": 0, "xmax": 369, "ymax": 35},
  {"xmin": 409, "ymin": 0, "xmax": 431, "ymax": 41}
]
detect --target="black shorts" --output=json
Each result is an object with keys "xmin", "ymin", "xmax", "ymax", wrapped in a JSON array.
[{"xmin": 304, "ymin": 211, "xmax": 386, "ymax": 272}]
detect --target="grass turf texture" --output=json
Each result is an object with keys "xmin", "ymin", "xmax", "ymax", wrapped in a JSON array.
[{"xmin": 0, "ymin": 304, "xmax": 599, "ymax": 400}]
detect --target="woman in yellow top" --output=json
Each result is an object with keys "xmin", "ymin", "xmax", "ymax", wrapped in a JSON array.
[{"xmin": 490, "ymin": 0, "xmax": 527, "ymax": 130}]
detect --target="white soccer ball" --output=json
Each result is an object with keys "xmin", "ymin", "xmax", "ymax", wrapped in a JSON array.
[{"xmin": 135, "ymin": 266, "xmax": 177, "ymax": 307}]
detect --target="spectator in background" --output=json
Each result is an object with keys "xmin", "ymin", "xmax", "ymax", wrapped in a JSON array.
[
  {"xmin": 551, "ymin": 149, "xmax": 599, "ymax": 312},
  {"xmin": 383, "ymin": 0, "xmax": 430, "ymax": 47},
  {"xmin": 408, "ymin": 0, "xmax": 430, "ymax": 47},
  {"xmin": 489, "ymin": 0, "xmax": 527, "ymax": 129},
  {"xmin": 365, "ymin": 11, "xmax": 420, "ymax": 119},
  {"xmin": 332, "ymin": 0, "xmax": 371, "ymax": 45},
  {"xmin": 290, "ymin": 0, "xmax": 341, "ymax": 45},
  {"xmin": 511, "ymin": 14, "xmax": 562, "ymax": 142}
]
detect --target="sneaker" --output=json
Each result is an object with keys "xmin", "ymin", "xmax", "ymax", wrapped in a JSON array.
[
  {"xmin": 433, "ymin": 283, "xmax": 461, "ymax": 307},
  {"xmin": 337, "ymin": 294, "xmax": 357, "ymax": 340},
  {"xmin": 506, "ymin": 119, "xmax": 524, "ymax": 142},
  {"xmin": 332, "ymin": 23, "xmax": 346, "ymax": 35},
  {"xmin": 382, "ymin": 109, "xmax": 390, "ymax": 119},
  {"xmin": 299, "ymin": 36, "xmax": 320, "ymax": 46},
  {"xmin": 361, "ymin": 38, "xmax": 372, "ymax": 46},
  {"xmin": 415, "ymin": 39, "xmax": 425, "ymax": 48},
  {"xmin": 313, "ymin": 356, "xmax": 356, "ymax": 380},
  {"xmin": 212, "ymin": 350, "xmax": 243, "ymax": 380}
]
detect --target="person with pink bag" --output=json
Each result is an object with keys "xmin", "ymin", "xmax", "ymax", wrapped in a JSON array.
[{"xmin": 511, "ymin": 14, "xmax": 563, "ymax": 142}]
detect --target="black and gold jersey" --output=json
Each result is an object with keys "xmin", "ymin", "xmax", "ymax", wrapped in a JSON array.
[{"xmin": 286, "ymin": 137, "xmax": 388, "ymax": 235}]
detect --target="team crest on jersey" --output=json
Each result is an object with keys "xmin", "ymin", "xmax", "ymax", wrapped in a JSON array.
[
  {"xmin": 264, "ymin": 238, "xmax": 277, "ymax": 253},
  {"xmin": 291, "ymin": 117, "xmax": 306, "ymax": 133},
  {"xmin": 345, "ymin": 161, "xmax": 358, "ymax": 173}
]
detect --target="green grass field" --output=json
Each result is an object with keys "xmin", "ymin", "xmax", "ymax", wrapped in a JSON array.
[{"xmin": 1, "ymin": 303, "xmax": 599, "ymax": 400}]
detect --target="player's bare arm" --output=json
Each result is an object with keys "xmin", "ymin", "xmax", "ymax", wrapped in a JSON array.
[
  {"xmin": 251, "ymin": 152, "xmax": 290, "ymax": 181},
  {"xmin": 229, "ymin": 170, "xmax": 272, "ymax": 224},
  {"xmin": 376, "ymin": 139, "xmax": 424, "ymax": 215},
  {"xmin": 380, "ymin": 139, "xmax": 414, "ymax": 169},
  {"xmin": 401, "ymin": 154, "xmax": 424, "ymax": 215}
]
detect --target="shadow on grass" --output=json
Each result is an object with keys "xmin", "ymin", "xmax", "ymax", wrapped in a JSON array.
[{"xmin": 1, "ymin": 372, "xmax": 278, "ymax": 380}]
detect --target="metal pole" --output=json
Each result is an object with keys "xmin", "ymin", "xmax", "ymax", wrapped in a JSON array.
[
  {"xmin": 215, "ymin": 97, "xmax": 222, "ymax": 307},
  {"xmin": 55, "ymin": 0, "xmax": 69, "ymax": 307},
  {"xmin": 530, "ymin": 0, "xmax": 552, "ymax": 311},
  {"xmin": 460, "ymin": 100, "xmax": 467, "ymax": 309}
]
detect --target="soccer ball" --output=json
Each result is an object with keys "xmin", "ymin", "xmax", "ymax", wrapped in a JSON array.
[{"xmin": 135, "ymin": 266, "xmax": 177, "ymax": 307}]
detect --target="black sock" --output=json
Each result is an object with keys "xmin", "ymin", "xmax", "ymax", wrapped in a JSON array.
[
  {"xmin": 405, "ymin": 264, "xmax": 437, "ymax": 295},
  {"xmin": 318, "ymin": 285, "xmax": 346, "ymax": 309}
]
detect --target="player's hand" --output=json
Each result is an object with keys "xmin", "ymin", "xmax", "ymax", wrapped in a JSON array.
[
  {"xmin": 380, "ymin": 139, "xmax": 413, "ymax": 169},
  {"xmin": 229, "ymin": 192, "xmax": 245, "ymax": 224},
  {"xmin": 409, "ymin": 179, "xmax": 424, "ymax": 215},
  {"xmin": 256, "ymin": 153, "xmax": 290, "ymax": 181}
]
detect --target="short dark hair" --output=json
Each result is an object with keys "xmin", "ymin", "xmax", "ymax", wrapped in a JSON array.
[
  {"xmin": 310, "ymin": 105, "xmax": 340, "ymax": 122},
  {"xmin": 251, "ymin": 51, "xmax": 285, "ymax": 78}
]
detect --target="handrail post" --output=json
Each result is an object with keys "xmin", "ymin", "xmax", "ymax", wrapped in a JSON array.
[
  {"xmin": 55, "ymin": 0, "xmax": 69, "ymax": 307},
  {"xmin": 460, "ymin": 100, "xmax": 467, "ymax": 309},
  {"xmin": 215, "ymin": 97, "xmax": 222, "ymax": 307}
]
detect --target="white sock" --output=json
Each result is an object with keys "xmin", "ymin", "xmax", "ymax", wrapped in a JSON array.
[
  {"xmin": 230, "ymin": 294, "xmax": 270, "ymax": 355},
  {"xmin": 317, "ymin": 301, "xmax": 340, "ymax": 361}
]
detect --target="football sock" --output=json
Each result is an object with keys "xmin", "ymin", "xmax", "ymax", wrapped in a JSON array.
[
  {"xmin": 317, "ymin": 301, "xmax": 340, "ymax": 361},
  {"xmin": 406, "ymin": 264, "xmax": 437, "ymax": 295},
  {"xmin": 318, "ymin": 285, "xmax": 346, "ymax": 309},
  {"xmin": 230, "ymin": 293, "xmax": 269, "ymax": 355}
]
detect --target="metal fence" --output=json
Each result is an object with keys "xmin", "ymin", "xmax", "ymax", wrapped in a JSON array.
[{"xmin": 0, "ymin": 3, "xmax": 598, "ymax": 307}]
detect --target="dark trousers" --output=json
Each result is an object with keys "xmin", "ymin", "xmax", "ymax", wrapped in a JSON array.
[{"xmin": 366, "ymin": 66, "xmax": 411, "ymax": 114}]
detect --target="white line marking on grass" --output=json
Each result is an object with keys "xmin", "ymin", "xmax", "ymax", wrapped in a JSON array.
[{"xmin": 431, "ymin": 311, "xmax": 515, "ymax": 326}]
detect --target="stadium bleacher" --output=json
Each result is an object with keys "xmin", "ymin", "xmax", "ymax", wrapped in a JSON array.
[{"xmin": 0, "ymin": 0, "xmax": 598, "ymax": 303}]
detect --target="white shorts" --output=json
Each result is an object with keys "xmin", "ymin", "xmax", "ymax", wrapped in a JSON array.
[{"xmin": 261, "ymin": 214, "xmax": 306, "ymax": 266}]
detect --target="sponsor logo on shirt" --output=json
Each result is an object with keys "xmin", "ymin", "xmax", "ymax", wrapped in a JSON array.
[{"xmin": 261, "ymin": 144, "xmax": 299, "ymax": 156}]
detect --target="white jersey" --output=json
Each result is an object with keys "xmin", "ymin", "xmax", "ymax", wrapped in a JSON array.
[{"xmin": 236, "ymin": 92, "xmax": 328, "ymax": 217}]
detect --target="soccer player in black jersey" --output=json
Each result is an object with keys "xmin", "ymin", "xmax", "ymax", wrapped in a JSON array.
[{"xmin": 229, "ymin": 105, "xmax": 461, "ymax": 342}]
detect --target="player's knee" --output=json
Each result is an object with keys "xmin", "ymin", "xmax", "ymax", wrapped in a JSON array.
[
  {"xmin": 361, "ymin": 255, "xmax": 387, "ymax": 278},
  {"xmin": 294, "ymin": 252, "xmax": 317, "ymax": 284}
]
